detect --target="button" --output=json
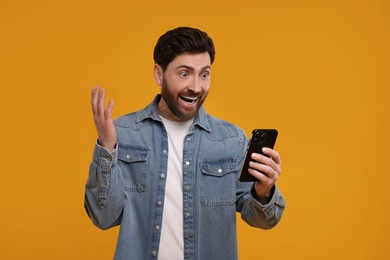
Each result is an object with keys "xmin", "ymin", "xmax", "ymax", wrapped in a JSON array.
[
  {"xmin": 218, "ymin": 168, "xmax": 222, "ymax": 173},
  {"xmin": 163, "ymin": 150, "xmax": 167, "ymax": 154},
  {"xmin": 126, "ymin": 155, "xmax": 130, "ymax": 159},
  {"xmin": 152, "ymin": 251, "xmax": 157, "ymax": 256},
  {"xmin": 185, "ymin": 161, "xmax": 190, "ymax": 166},
  {"xmin": 157, "ymin": 201, "xmax": 162, "ymax": 206},
  {"xmin": 186, "ymin": 137, "xmax": 191, "ymax": 141},
  {"xmin": 186, "ymin": 212, "xmax": 190, "ymax": 217},
  {"xmin": 161, "ymin": 173, "xmax": 165, "ymax": 178},
  {"xmin": 156, "ymin": 225, "xmax": 160, "ymax": 230}
]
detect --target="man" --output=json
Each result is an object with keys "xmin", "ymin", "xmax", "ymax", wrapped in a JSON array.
[{"xmin": 85, "ymin": 27, "xmax": 285, "ymax": 260}]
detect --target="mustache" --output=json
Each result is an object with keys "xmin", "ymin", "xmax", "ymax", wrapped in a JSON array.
[
  {"xmin": 180, "ymin": 89, "xmax": 202, "ymax": 97},
  {"xmin": 161, "ymin": 79, "xmax": 202, "ymax": 97}
]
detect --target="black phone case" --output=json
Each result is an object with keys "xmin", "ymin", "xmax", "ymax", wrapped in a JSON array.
[{"xmin": 239, "ymin": 129, "xmax": 278, "ymax": 182}]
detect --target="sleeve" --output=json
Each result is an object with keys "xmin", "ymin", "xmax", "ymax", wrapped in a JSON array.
[
  {"xmin": 238, "ymin": 184, "xmax": 286, "ymax": 229},
  {"xmin": 235, "ymin": 131, "xmax": 286, "ymax": 230},
  {"xmin": 84, "ymin": 142, "xmax": 125, "ymax": 230}
]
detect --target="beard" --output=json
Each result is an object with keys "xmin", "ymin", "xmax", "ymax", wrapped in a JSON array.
[{"xmin": 160, "ymin": 77, "xmax": 208, "ymax": 121}]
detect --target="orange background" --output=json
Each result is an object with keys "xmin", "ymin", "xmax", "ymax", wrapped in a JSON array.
[{"xmin": 1, "ymin": 0, "xmax": 389, "ymax": 259}]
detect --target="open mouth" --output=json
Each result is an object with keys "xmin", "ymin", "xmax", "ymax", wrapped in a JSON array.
[{"xmin": 179, "ymin": 95, "xmax": 198, "ymax": 104}]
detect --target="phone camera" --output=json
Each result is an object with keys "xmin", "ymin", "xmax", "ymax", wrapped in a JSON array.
[{"xmin": 253, "ymin": 131, "xmax": 267, "ymax": 144}]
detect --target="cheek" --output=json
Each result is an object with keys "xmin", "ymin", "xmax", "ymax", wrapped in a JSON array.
[
  {"xmin": 162, "ymin": 78, "xmax": 177, "ymax": 93},
  {"xmin": 202, "ymin": 81, "xmax": 211, "ymax": 93},
  {"xmin": 166, "ymin": 77, "xmax": 186, "ymax": 92}
]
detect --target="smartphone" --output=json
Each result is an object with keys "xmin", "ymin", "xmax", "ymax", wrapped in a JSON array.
[{"xmin": 239, "ymin": 129, "xmax": 278, "ymax": 182}]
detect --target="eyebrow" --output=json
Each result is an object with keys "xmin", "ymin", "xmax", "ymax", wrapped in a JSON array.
[{"xmin": 176, "ymin": 65, "xmax": 211, "ymax": 71}]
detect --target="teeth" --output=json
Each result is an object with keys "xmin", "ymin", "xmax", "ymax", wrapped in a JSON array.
[
  {"xmin": 181, "ymin": 96, "xmax": 198, "ymax": 102},
  {"xmin": 183, "ymin": 96, "xmax": 197, "ymax": 100}
]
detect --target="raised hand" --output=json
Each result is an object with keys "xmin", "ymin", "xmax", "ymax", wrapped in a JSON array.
[
  {"xmin": 91, "ymin": 86, "xmax": 117, "ymax": 151},
  {"xmin": 248, "ymin": 148, "xmax": 282, "ymax": 201}
]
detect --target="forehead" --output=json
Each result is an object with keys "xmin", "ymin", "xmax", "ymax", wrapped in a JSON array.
[{"xmin": 167, "ymin": 52, "xmax": 211, "ymax": 71}]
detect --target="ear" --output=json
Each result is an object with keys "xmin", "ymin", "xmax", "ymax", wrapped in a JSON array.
[{"xmin": 153, "ymin": 64, "xmax": 163, "ymax": 86}]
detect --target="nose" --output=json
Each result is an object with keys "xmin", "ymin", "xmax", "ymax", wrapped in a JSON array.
[{"xmin": 188, "ymin": 76, "xmax": 202, "ymax": 94}]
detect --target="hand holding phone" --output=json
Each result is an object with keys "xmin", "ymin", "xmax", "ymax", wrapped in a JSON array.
[{"xmin": 239, "ymin": 129, "xmax": 278, "ymax": 182}]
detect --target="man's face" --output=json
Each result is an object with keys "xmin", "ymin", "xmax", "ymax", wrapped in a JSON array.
[{"xmin": 156, "ymin": 52, "xmax": 211, "ymax": 122}]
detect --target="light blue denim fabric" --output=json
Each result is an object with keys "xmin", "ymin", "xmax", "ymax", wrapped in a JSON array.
[{"xmin": 84, "ymin": 95, "xmax": 285, "ymax": 260}]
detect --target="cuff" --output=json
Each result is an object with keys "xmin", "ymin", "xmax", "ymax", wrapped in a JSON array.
[
  {"xmin": 250, "ymin": 185, "xmax": 283, "ymax": 217},
  {"xmin": 92, "ymin": 141, "xmax": 118, "ymax": 166}
]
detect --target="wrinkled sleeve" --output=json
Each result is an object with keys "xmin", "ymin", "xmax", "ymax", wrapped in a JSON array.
[
  {"xmin": 84, "ymin": 142, "xmax": 125, "ymax": 230},
  {"xmin": 235, "ymin": 132, "xmax": 286, "ymax": 230},
  {"xmin": 238, "ymin": 184, "xmax": 285, "ymax": 229}
]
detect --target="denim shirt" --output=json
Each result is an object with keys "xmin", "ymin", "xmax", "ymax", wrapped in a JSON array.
[{"xmin": 84, "ymin": 95, "xmax": 285, "ymax": 260}]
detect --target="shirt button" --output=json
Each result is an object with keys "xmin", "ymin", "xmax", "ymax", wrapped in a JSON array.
[
  {"xmin": 152, "ymin": 251, "xmax": 157, "ymax": 256},
  {"xmin": 161, "ymin": 173, "xmax": 165, "ymax": 178},
  {"xmin": 187, "ymin": 137, "xmax": 191, "ymax": 141},
  {"xmin": 157, "ymin": 201, "xmax": 162, "ymax": 206},
  {"xmin": 156, "ymin": 225, "xmax": 160, "ymax": 230},
  {"xmin": 126, "ymin": 155, "xmax": 130, "ymax": 159},
  {"xmin": 218, "ymin": 168, "xmax": 222, "ymax": 173},
  {"xmin": 185, "ymin": 161, "xmax": 190, "ymax": 166},
  {"xmin": 163, "ymin": 150, "xmax": 167, "ymax": 154}
]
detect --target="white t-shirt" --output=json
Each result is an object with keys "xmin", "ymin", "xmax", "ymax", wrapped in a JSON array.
[{"xmin": 158, "ymin": 116, "xmax": 193, "ymax": 260}]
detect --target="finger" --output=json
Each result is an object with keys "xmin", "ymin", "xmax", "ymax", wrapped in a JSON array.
[
  {"xmin": 97, "ymin": 88, "xmax": 106, "ymax": 116},
  {"xmin": 91, "ymin": 86, "xmax": 100, "ymax": 114},
  {"xmin": 251, "ymin": 155, "xmax": 282, "ymax": 177},
  {"xmin": 251, "ymin": 153, "xmax": 277, "ymax": 169},
  {"xmin": 248, "ymin": 168, "xmax": 274, "ymax": 186},
  {"xmin": 262, "ymin": 148, "xmax": 282, "ymax": 166},
  {"xmin": 105, "ymin": 99, "xmax": 114, "ymax": 119},
  {"xmin": 248, "ymin": 168, "xmax": 268, "ymax": 182},
  {"xmin": 249, "ymin": 161, "xmax": 276, "ymax": 179}
]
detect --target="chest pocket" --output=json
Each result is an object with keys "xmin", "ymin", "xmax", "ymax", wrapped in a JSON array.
[
  {"xmin": 200, "ymin": 158, "xmax": 238, "ymax": 207},
  {"xmin": 118, "ymin": 144, "xmax": 149, "ymax": 193}
]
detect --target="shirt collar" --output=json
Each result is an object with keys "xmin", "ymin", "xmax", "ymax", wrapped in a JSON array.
[{"xmin": 137, "ymin": 94, "xmax": 211, "ymax": 132}]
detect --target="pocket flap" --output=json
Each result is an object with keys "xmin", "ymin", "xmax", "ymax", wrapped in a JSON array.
[
  {"xmin": 118, "ymin": 144, "xmax": 149, "ymax": 162},
  {"xmin": 200, "ymin": 158, "xmax": 238, "ymax": 177}
]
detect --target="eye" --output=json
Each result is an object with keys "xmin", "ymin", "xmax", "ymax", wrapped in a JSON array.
[
  {"xmin": 201, "ymin": 71, "xmax": 210, "ymax": 79},
  {"xmin": 179, "ymin": 71, "xmax": 188, "ymax": 78}
]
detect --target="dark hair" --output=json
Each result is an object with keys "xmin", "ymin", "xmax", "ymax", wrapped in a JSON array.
[{"xmin": 153, "ymin": 27, "xmax": 215, "ymax": 71}]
